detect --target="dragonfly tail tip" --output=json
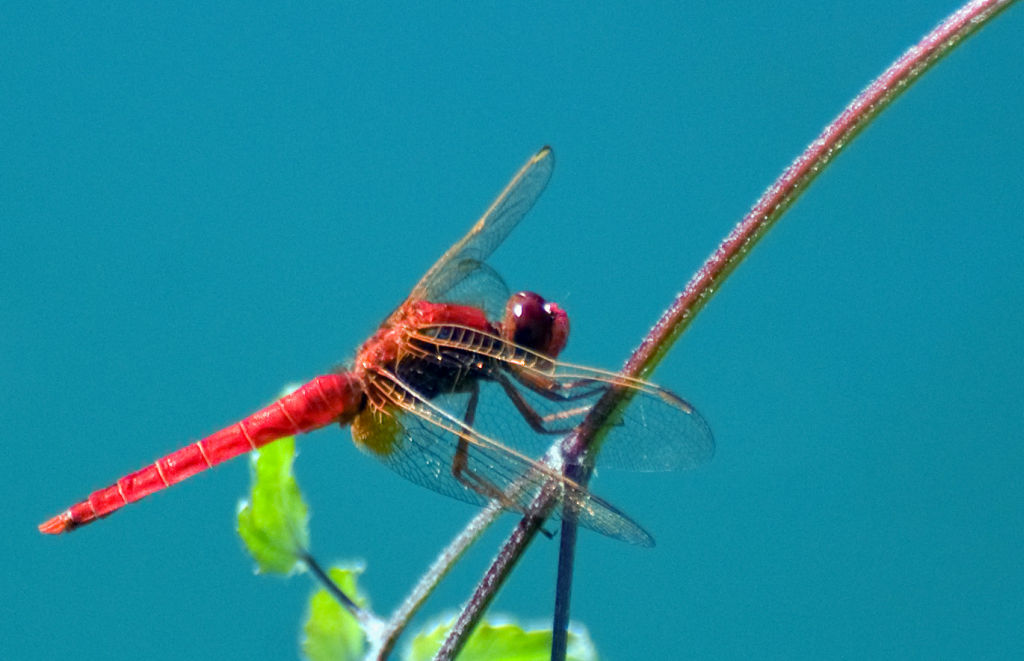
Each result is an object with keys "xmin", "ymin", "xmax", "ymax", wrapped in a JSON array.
[{"xmin": 38, "ymin": 512, "xmax": 73, "ymax": 535}]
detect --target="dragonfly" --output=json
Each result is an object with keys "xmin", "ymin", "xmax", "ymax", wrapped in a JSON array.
[{"xmin": 39, "ymin": 147, "xmax": 713, "ymax": 546}]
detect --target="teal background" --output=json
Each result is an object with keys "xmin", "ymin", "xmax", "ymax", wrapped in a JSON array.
[{"xmin": 3, "ymin": 3, "xmax": 1021, "ymax": 659}]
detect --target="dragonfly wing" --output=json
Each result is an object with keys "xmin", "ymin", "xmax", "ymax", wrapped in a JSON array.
[
  {"xmin": 357, "ymin": 369, "xmax": 655, "ymax": 546},
  {"xmin": 431, "ymin": 260, "xmax": 510, "ymax": 321},
  {"xmin": 406, "ymin": 324, "xmax": 715, "ymax": 472},
  {"xmin": 521, "ymin": 364, "xmax": 714, "ymax": 472},
  {"xmin": 411, "ymin": 147, "xmax": 554, "ymax": 302}
]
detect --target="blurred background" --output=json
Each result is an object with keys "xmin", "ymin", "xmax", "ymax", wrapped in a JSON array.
[{"xmin": 3, "ymin": 2, "xmax": 1021, "ymax": 659}]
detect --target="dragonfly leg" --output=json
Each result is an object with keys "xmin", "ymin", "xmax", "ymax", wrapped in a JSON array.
[
  {"xmin": 511, "ymin": 370, "xmax": 605, "ymax": 403},
  {"xmin": 498, "ymin": 370, "xmax": 623, "ymax": 435},
  {"xmin": 451, "ymin": 382, "xmax": 528, "ymax": 514},
  {"xmin": 507, "ymin": 371, "xmax": 630, "ymax": 432},
  {"xmin": 492, "ymin": 371, "xmax": 578, "ymax": 435}
]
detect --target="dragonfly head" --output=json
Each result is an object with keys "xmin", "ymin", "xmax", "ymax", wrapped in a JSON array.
[{"xmin": 501, "ymin": 291, "xmax": 569, "ymax": 359}]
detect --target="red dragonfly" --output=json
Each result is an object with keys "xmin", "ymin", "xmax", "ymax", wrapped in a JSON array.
[{"xmin": 39, "ymin": 147, "xmax": 713, "ymax": 546}]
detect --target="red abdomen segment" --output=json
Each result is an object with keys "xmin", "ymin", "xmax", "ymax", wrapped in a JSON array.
[{"xmin": 39, "ymin": 373, "xmax": 363, "ymax": 534}]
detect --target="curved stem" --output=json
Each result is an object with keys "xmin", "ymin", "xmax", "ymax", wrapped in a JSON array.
[
  {"xmin": 435, "ymin": 1, "xmax": 1018, "ymax": 659},
  {"xmin": 624, "ymin": 0, "xmax": 1017, "ymax": 382}
]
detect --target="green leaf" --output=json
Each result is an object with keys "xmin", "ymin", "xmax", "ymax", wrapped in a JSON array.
[
  {"xmin": 302, "ymin": 566, "xmax": 368, "ymax": 661},
  {"xmin": 236, "ymin": 434, "xmax": 310, "ymax": 574},
  {"xmin": 406, "ymin": 619, "xmax": 598, "ymax": 661}
]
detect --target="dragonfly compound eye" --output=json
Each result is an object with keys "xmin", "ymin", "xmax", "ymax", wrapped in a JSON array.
[{"xmin": 503, "ymin": 291, "xmax": 569, "ymax": 358}]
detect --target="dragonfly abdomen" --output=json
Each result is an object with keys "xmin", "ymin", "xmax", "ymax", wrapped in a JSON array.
[{"xmin": 39, "ymin": 373, "xmax": 363, "ymax": 534}]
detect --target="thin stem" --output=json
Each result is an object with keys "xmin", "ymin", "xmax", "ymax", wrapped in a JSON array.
[
  {"xmin": 366, "ymin": 502, "xmax": 504, "ymax": 659},
  {"xmin": 299, "ymin": 551, "xmax": 383, "ymax": 633},
  {"xmin": 436, "ymin": 1, "xmax": 1018, "ymax": 658},
  {"xmin": 621, "ymin": 0, "xmax": 1018, "ymax": 383},
  {"xmin": 549, "ymin": 464, "xmax": 584, "ymax": 661},
  {"xmin": 549, "ymin": 529, "xmax": 577, "ymax": 661},
  {"xmin": 433, "ymin": 484, "xmax": 557, "ymax": 660}
]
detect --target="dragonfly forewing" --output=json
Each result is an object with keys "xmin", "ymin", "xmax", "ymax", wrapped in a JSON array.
[
  {"xmin": 406, "ymin": 323, "xmax": 715, "ymax": 472},
  {"xmin": 412, "ymin": 147, "xmax": 554, "ymax": 303}
]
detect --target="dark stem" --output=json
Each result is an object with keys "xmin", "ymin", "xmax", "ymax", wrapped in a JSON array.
[
  {"xmin": 433, "ymin": 486, "xmax": 556, "ymax": 660},
  {"xmin": 550, "ymin": 463, "xmax": 584, "ymax": 661},
  {"xmin": 300, "ymin": 550, "xmax": 363, "ymax": 616}
]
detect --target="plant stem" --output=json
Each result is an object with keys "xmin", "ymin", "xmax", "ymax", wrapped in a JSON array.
[
  {"xmin": 435, "ymin": 1, "xmax": 1018, "ymax": 659},
  {"xmin": 549, "ymin": 463, "xmax": 584, "ymax": 661},
  {"xmin": 367, "ymin": 502, "xmax": 504, "ymax": 659},
  {"xmin": 299, "ymin": 551, "xmax": 382, "ymax": 633}
]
